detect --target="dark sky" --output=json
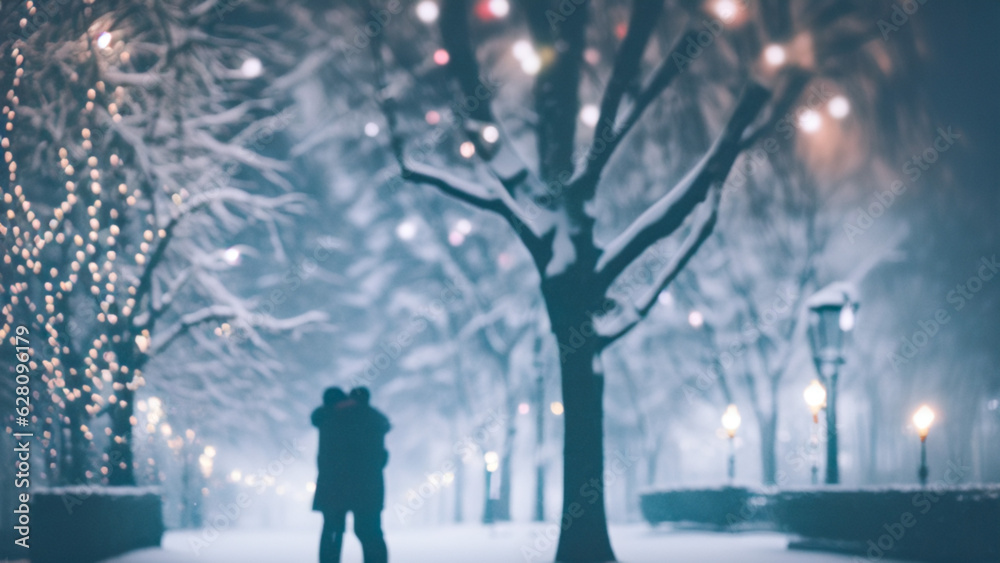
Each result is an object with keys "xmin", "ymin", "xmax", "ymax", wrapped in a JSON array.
[{"xmin": 894, "ymin": 0, "xmax": 999, "ymax": 374}]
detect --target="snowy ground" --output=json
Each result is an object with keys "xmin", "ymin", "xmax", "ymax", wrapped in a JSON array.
[{"xmin": 102, "ymin": 522, "xmax": 918, "ymax": 563}]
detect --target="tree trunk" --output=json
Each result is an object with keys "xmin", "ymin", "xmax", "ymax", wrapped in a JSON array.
[
  {"xmin": 645, "ymin": 435, "xmax": 661, "ymax": 487},
  {"xmin": 454, "ymin": 453, "xmax": 464, "ymax": 523},
  {"xmin": 759, "ymin": 413, "xmax": 778, "ymax": 486},
  {"xmin": 495, "ymin": 423, "xmax": 515, "ymax": 521},
  {"xmin": 107, "ymin": 386, "xmax": 136, "ymax": 486},
  {"xmin": 553, "ymin": 321, "xmax": 615, "ymax": 562},
  {"xmin": 67, "ymin": 400, "xmax": 89, "ymax": 485}
]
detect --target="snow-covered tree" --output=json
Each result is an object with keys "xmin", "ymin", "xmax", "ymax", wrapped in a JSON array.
[
  {"xmin": 359, "ymin": 0, "xmax": 922, "ymax": 558},
  {"xmin": 1, "ymin": 0, "xmax": 322, "ymax": 486}
]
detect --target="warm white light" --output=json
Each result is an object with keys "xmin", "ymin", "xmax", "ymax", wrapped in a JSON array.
[
  {"xmin": 512, "ymin": 40, "xmax": 533, "ymax": 61},
  {"xmin": 484, "ymin": 451, "xmax": 500, "ymax": 472},
  {"xmin": 455, "ymin": 218, "xmax": 473, "ymax": 235},
  {"xmin": 488, "ymin": 0, "xmax": 510, "ymax": 18},
  {"xmin": 240, "ymin": 57, "xmax": 263, "ymax": 79},
  {"xmin": 459, "ymin": 141, "xmax": 476, "ymax": 158},
  {"xmin": 416, "ymin": 1, "xmax": 440, "ymax": 23},
  {"xmin": 229, "ymin": 469, "xmax": 243, "ymax": 482},
  {"xmin": 839, "ymin": 305, "xmax": 855, "ymax": 331},
  {"xmin": 203, "ymin": 446, "xmax": 217, "ymax": 458},
  {"xmin": 804, "ymin": 379, "xmax": 827, "ymax": 419},
  {"xmin": 518, "ymin": 402, "xmax": 530, "ymax": 415},
  {"xmin": 721, "ymin": 404, "xmax": 741, "ymax": 437},
  {"xmin": 579, "ymin": 104, "xmax": 599, "ymax": 127},
  {"xmin": 913, "ymin": 405, "xmax": 935, "ymax": 440},
  {"xmin": 442, "ymin": 472, "xmax": 455, "ymax": 485},
  {"xmin": 364, "ymin": 122, "xmax": 380, "ymax": 137},
  {"xmin": 828, "ymin": 96, "xmax": 850, "ymax": 120},
  {"xmin": 97, "ymin": 32, "xmax": 112, "ymax": 49},
  {"xmin": 521, "ymin": 54, "xmax": 541, "ymax": 75},
  {"xmin": 712, "ymin": 0, "xmax": 738, "ymax": 21},
  {"xmin": 482, "ymin": 125, "xmax": 499, "ymax": 143},
  {"xmin": 763, "ymin": 44, "xmax": 786, "ymax": 66},
  {"xmin": 198, "ymin": 454, "xmax": 213, "ymax": 478},
  {"xmin": 135, "ymin": 334, "xmax": 150, "ymax": 353},
  {"xmin": 688, "ymin": 310, "xmax": 704, "ymax": 328},
  {"xmin": 223, "ymin": 247, "xmax": 241, "ymax": 265},
  {"xmin": 550, "ymin": 401, "xmax": 564, "ymax": 416},
  {"xmin": 797, "ymin": 109, "xmax": 822, "ymax": 133},
  {"xmin": 396, "ymin": 220, "xmax": 417, "ymax": 240},
  {"xmin": 160, "ymin": 423, "xmax": 172, "ymax": 437}
]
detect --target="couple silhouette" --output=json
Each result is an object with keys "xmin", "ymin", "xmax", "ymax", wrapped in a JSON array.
[{"xmin": 312, "ymin": 386, "xmax": 390, "ymax": 563}]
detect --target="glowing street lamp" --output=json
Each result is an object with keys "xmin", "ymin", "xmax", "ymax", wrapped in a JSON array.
[
  {"xmin": 721, "ymin": 404, "xmax": 741, "ymax": 481},
  {"xmin": 806, "ymin": 282, "xmax": 858, "ymax": 485},
  {"xmin": 483, "ymin": 451, "xmax": 500, "ymax": 523},
  {"xmin": 913, "ymin": 405, "xmax": 935, "ymax": 486},
  {"xmin": 804, "ymin": 380, "xmax": 827, "ymax": 424},
  {"xmin": 804, "ymin": 380, "xmax": 827, "ymax": 484}
]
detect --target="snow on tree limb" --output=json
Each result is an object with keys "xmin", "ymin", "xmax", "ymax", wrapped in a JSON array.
[
  {"xmin": 595, "ymin": 82, "xmax": 772, "ymax": 290},
  {"xmin": 436, "ymin": 0, "xmax": 551, "ymax": 199},
  {"xmin": 368, "ymin": 16, "xmax": 546, "ymax": 249},
  {"xmin": 598, "ymin": 186, "xmax": 722, "ymax": 347},
  {"xmin": 152, "ymin": 305, "xmax": 327, "ymax": 356}
]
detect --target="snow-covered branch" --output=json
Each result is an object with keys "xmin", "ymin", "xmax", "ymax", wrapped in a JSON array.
[
  {"xmin": 594, "ymin": 83, "xmax": 771, "ymax": 291},
  {"xmin": 598, "ymin": 186, "xmax": 722, "ymax": 347},
  {"xmin": 152, "ymin": 305, "xmax": 327, "ymax": 356},
  {"xmin": 436, "ymin": 0, "xmax": 551, "ymax": 200}
]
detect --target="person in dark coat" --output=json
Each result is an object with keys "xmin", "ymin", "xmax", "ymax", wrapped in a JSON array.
[{"xmin": 312, "ymin": 386, "xmax": 390, "ymax": 563}]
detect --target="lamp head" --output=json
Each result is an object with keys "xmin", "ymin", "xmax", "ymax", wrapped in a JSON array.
[
  {"xmin": 804, "ymin": 380, "xmax": 827, "ymax": 421},
  {"xmin": 484, "ymin": 451, "xmax": 499, "ymax": 473},
  {"xmin": 913, "ymin": 405, "xmax": 935, "ymax": 441},
  {"xmin": 721, "ymin": 404, "xmax": 741, "ymax": 438}
]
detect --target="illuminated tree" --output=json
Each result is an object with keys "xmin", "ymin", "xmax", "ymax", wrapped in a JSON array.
[{"xmin": 0, "ymin": 0, "xmax": 320, "ymax": 486}]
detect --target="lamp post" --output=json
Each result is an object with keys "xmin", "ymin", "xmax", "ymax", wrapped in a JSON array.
[
  {"xmin": 534, "ymin": 374, "xmax": 545, "ymax": 522},
  {"xmin": 483, "ymin": 451, "xmax": 499, "ymax": 524},
  {"xmin": 532, "ymin": 335, "xmax": 546, "ymax": 522},
  {"xmin": 803, "ymin": 380, "xmax": 827, "ymax": 485},
  {"xmin": 721, "ymin": 404, "xmax": 741, "ymax": 482},
  {"xmin": 806, "ymin": 283, "xmax": 858, "ymax": 485},
  {"xmin": 912, "ymin": 405, "xmax": 935, "ymax": 487}
]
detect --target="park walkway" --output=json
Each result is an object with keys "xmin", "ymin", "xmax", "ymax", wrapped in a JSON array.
[{"xmin": 103, "ymin": 522, "xmax": 916, "ymax": 563}]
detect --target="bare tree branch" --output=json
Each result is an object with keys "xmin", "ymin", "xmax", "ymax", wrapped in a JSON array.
[
  {"xmin": 595, "ymin": 83, "xmax": 771, "ymax": 290},
  {"xmin": 574, "ymin": 28, "xmax": 699, "ymax": 193},
  {"xmin": 738, "ymin": 70, "xmax": 812, "ymax": 150}
]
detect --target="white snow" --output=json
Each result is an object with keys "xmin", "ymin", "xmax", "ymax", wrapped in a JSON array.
[
  {"xmin": 101, "ymin": 523, "xmax": 918, "ymax": 563},
  {"xmin": 804, "ymin": 281, "xmax": 858, "ymax": 309}
]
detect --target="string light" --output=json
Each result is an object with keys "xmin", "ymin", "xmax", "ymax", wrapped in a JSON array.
[
  {"xmin": 763, "ymin": 44, "xmax": 786, "ymax": 67},
  {"xmin": 416, "ymin": 1, "xmax": 439, "ymax": 23},
  {"xmin": 828, "ymin": 96, "xmax": 851, "ymax": 119}
]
